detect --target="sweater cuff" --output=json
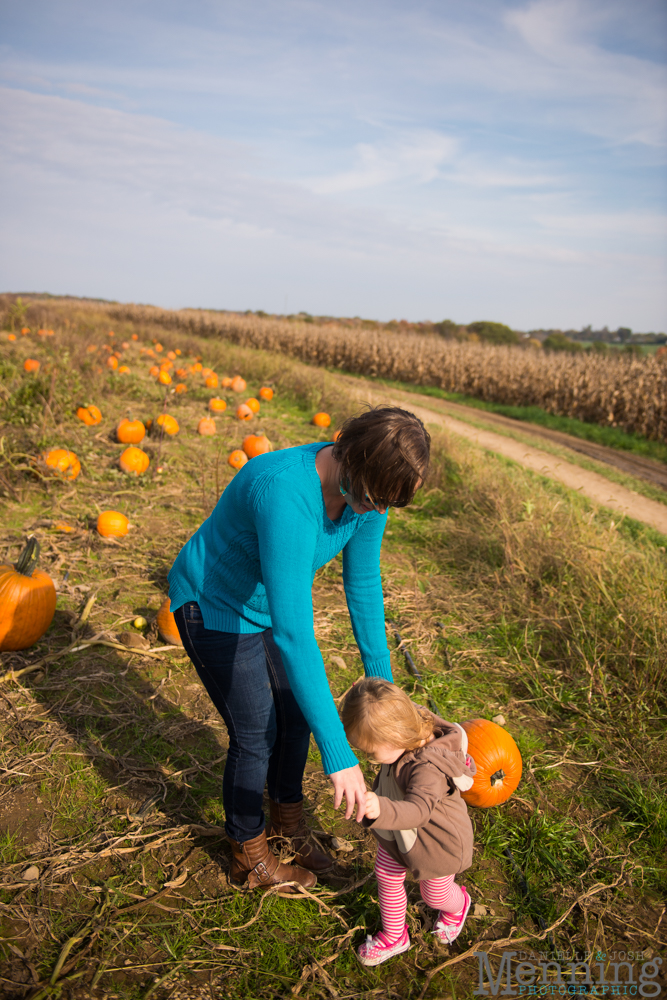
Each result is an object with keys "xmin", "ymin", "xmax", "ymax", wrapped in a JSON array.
[
  {"xmin": 319, "ymin": 735, "xmax": 359, "ymax": 776},
  {"xmin": 363, "ymin": 655, "xmax": 393, "ymax": 682}
]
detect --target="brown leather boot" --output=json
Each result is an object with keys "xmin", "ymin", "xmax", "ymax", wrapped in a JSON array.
[
  {"xmin": 228, "ymin": 828, "xmax": 317, "ymax": 892},
  {"xmin": 268, "ymin": 799, "xmax": 334, "ymax": 875}
]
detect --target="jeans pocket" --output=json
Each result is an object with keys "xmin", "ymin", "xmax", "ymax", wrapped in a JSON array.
[{"xmin": 183, "ymin": 601, "xmax": 204, "ymax": 623}]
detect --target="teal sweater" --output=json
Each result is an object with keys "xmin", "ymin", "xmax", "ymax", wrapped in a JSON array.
[{"xmin": 168, "ymin": 442, "xmax": 393, "ymax": 774}]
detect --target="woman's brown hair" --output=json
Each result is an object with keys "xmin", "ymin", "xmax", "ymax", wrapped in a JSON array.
[
  {"xmin": 332, "ymin": 405, "xmax": 430, "ymax": 507},
  {"xmin": 341, "ymin": 678, "xmax": 434, "ymax": 753}
]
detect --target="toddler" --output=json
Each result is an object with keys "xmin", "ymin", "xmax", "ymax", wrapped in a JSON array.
[{"xmin": 341, "ymin": 678, "xmax": 476, "ymax": 966}]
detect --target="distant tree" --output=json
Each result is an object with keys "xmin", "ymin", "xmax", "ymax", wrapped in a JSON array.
[
  {"xmin": 543, "ymin": 332, "xmax": 583, "ymax": 352},
  {"xmin": 467, "ymin": 320, "xmax": 519, "ymax": 345},
  {"xmin": 588, "ymin": 341, "xmax": 609, "ymax": 354},
  {"xmin": 617, "ymin": 327, "xmax": 632, "ymax": 343},
  {"xmin": 434, "ymin": 319, "xmax": 458, "ymax": 338}
]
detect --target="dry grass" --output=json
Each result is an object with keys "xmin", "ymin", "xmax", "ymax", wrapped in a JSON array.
[{"xmin": 90, "ymin": 301, "xmax": 667, "ymax": 442}]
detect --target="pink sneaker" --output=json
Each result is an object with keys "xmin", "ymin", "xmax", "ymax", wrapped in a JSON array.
[
  {"xmin": 357, "ymin": 925, "xmax": 411, "ymax": 966},
  {"xmin": 432, "ymin": 886, "xmax": 471, "ymax": 944}
]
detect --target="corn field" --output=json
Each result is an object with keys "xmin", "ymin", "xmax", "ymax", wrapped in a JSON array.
[{"xmin": 63, "ymin": 301, "xmax": 667, "ymax": 442}]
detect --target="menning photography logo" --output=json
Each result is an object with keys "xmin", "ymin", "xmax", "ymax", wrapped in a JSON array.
[{"xmin": 473, "ymin": 949, "xmax": 663, "ymax": 996}]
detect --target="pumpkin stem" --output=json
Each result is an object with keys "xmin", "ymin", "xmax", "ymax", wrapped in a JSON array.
[
  {"xmin": 490, "ymin": 769, "xmax": 506, "ymax": 787},
  {"xmin": 16, "ymin": 536, "xmax": 40, "ymax": 576}
]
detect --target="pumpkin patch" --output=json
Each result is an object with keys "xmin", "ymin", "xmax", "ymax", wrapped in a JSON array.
[{"xmin": 97, "ymin": 510, "xmax": 129, "ymax": 537}]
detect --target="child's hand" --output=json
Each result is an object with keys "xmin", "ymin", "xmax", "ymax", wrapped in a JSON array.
[{"xmin": 365, "ymin": 790, "xmax": 381, "ymax": 820}]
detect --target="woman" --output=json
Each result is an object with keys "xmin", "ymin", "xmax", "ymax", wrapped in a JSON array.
[{"xmin": 169, "ymin": 405, "xmax": 430, "ymax": 892}]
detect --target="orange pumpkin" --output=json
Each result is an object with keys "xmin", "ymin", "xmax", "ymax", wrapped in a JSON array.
[
  {"xmin": 332, "ymin": 429, "xmax": 341, "ymax": 442},
  {"xmin": 21, "ymin": 327, "xmax": 30, "ymax": 335},
  {"xmin": 160, "ymin": 360, "xmax": 173, "ymax": 370},
  {"xmin": 76, "ymin": 404, "xmax": 102, "ymax": 426},
  {"xmin": 192, "ymin": 362, "xmax": 203, "ymax": 373},
  {"xmin": 43, "ymin": 448, "xmax": 81, "ymax": 480},
  {"xmin": 156, "ymin": 414, "xmax": 179, "ymax": 436},
  {"xmin": 209, "ymin": 398, "xmax": 227, "ymax": 413},
  {"xmin": 175, "ymin": 383, "xmax": 187, "ymax": 393},
  {"xmin": 245, "ymin": 397, "xmax": 260, "ymax": 414},
  {"xmin": 175, "ymin": 367, "xmax": 189, "ymax": 378},
  {"xmin": 258, "ymin": 386, "xmax": 274, "ymax": 401},
  {"xmin": 117, "ymin": 418, "xmax": 145, "ymax": 444},
  {"xmin": 205, "ymin": 374, "xmax": 219, "ymax": 389},
  {"xmin": 156, "ymin": 597, "xmax": 183, "ymax": 646},
  {"xmin": 0, "ymin": 537, "xmax": 57, "ymax": 651},
  {"xmin": 97, "ymin": 510, "xmax": 129, "ymax": 538},
  {"xmin": 23, "ymin": 358, "xmax": 40, "ymax": 373},
  {"xmin": 460, "ymin": 719, "xmax": 522, "ymax": 808},
  {"xmin": 242, "ymin": 433, "xmax": 271, "ymax": 459},
  {"xmin": 131, "ymin": 333, "xmax": 139, "ymax": 341},
  {"xmin": 53, "ymin": 522, "xmax": 74, "ymax": 533},
  {"xmin": 149, "ymin": 365, "xmax": 160, "ymax": 377},
  {"xmin": 220, "ymin": 376, "xmax": 232, "ymax": 389},
  {"xmin": 154, "ymin": 342, "xmax": 163, "ymax": 352},
  {"xmin": 158, "ymin": 370, "xmax": 172, "ymax": 385},
  {"xmin": 119, "ymin": 446, "xmax": 150, "ymax": 475},
  {"xmin": 312, "ymin": 412, "xmax": 331, "ymax": 428},
  {"xmin": 230, "ymin": 376, "xmax": 246, "ymax": 393},
  {"xmin": 107, "ymin": 355, "xmax": 119, "ymax": 370},
  {"xmin": 197, "ymin": 417, "xmax": 216, "ymax": 436},
  {"xmin": 236, "ymin": 403, "xmax": 253, "ymax": 421},
  {"xmin": 117, "ymin": 365, "xmax": 130, "ymax": 374},
  {"xmin": 175, "ymin": 348, "xmax": 181, "ymax": 355},
  {"xmin": 228, "ymin": 449, "xmax": 249, "ymax": 470},
  {"xmin": 167, "ymin": 350, "xmax": 177, "ymax": 361},
  {"xmin": 7, "ymin": 333, "xmax": 16, "ymax": 342}
]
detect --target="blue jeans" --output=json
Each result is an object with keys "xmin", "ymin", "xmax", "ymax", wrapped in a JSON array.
[{"xmin": 173, "ymin": 601, "xmax": 311, "ymax": 844}]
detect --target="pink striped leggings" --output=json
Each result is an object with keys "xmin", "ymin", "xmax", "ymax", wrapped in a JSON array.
[{"xmin": 375, "ymin": 844, "xmax": 465, "ymax": 941}]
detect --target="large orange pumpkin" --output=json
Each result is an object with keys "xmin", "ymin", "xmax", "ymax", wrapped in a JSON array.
[
  {"xmin": 258, "ymin": 386, "xmax": 274, "ymax": 401},
  {"xmin": 23, "ymin": 358, "xmax": 40, "ymax": 373},
  {"xmin": 107, "ymin": 355, "xmax": 119, "ymax": 370},
  {"xmin": 208, "ymin": 398, "xmax": 227, "ymax": 413},
  {"xmin": 0, "ymin": 537, "xmax": 57, "ymax": 651},
  {"xmin": 117, "ymin": 418, "xmax": 145, "ymax": 444},
  {"xmin": 228, "ymin": 449, "xmax": 249, "ymax": 470},
  {"xmin": 460, "ymin": 719, "xmax": 522, "ymax": 808},
  {"xmin": 76, "ymin": 404, "xmax": 102, "ymax": 426},
  {"xmin": 220, "ymin": 376, "xmax": 232, "ymax": 389},
  {"xmin": 312, "ymin": 412, "xmax": 331, "ymax": 428},
  {"xmin": 43, "ymin": 448, "xmax": 81, "ymax": 480},
  {"xmin": 230, "ymin": 376, "xmax": 246, "ymax": 393},
  {"xmin": 119, "ymin": 446, "xmax": 150, "ymax": 475},
  {"xmin": 97, "ymin": 511, "xmax": 129, "ymax": 538},
  {"xmin": 245, "ymin": 397, "xmax": 260, "ymax": 414},
  {"xmin": 156, "ymin": 598, "xmax": 183, "ymax": 646},
  {"xmin": 242, "ymin": 433, "xmax": 272, "ymax": 459},
  {"xmin": 156, "ymin": 414, "xmax": 179, "ymax": 436},
  {"xmin": 158, "ymin": 370, "xmax": 172, "ymax": 385},
  {"xmin": 197, "ymin": 417, "xmax": 216, "ymax": 436}
]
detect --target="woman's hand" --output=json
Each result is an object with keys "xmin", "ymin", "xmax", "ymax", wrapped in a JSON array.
[
  {"xmin": 364, "ymin": 790, "xmax": 381, "ymax": 820},
  {"xmin": 328, "ymin": 764, "xmax": 368, "ymax": 822}
]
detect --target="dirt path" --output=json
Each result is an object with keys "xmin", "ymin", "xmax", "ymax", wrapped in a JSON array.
[{"xmin": 338, "ymin": 376, "xmax": 667, "ymax": 536}]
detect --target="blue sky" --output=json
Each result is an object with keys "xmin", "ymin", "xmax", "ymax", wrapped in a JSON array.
[{"xmin": 1, "ymin": 0, "xmax": 665, "ymax": 330}]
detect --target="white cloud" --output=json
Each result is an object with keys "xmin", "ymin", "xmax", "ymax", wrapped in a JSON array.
[{"xmin": 306, "ymin": 131, "xmax": 459, "ymax": 194}]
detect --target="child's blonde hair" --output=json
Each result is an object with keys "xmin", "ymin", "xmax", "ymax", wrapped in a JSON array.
[{"xmin": 341, "ymin": 678, "xmax": 434, "ymax": 752}]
